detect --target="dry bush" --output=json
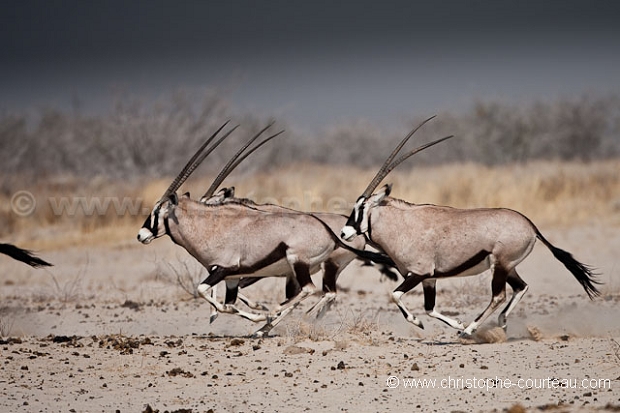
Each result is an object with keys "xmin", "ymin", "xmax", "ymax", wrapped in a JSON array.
[
  {"xmin": 155, "ymin": 259, "xmax": 206, "ymax": 299},
  {"xmin": 0, "ymin": 314, "xmax": 15, "ymax": 337},
  {"xmin": 2, "ymin": 159, "xmax": 618, "ymax": 249},
  {"xmin": 1, "ymin": 91, "xmax": 619, "ymax": 179},
  {"xmin": 31, "ymin": 266, "xmax": 86, "ymax": 304},
  {"xmin": 2, "ymin": 91, "xmax": 619, "ymax": 248}
]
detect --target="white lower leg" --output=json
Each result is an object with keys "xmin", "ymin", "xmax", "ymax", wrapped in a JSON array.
[
  {"xmin": 463, "ymin": 292, "xmax": 506, "ymax": 335},
  {"xmin": 306, "ymin": 292, "xmax": 337, "ymax": 318},
  {"xmin": 427, "ymin": 310, "xmax": 465, "ymax": 330},
  {"xmin": 498, "ymin": 285, "xmax": 529, "ymax": 329},
  {"xmin": 254, "ymin": 284, "xmax": 317, "ymax": 337},
  {"xmin": 392, "ymin": 291, "xmax": 424, "ymax": 329},
  {"xmin": 198, "ymin": 284, "xmax": 268, "ymax": 323},
  {"xmin": 238, "ymin": 293, "xmax": 270, "ymax": 311},
  {"xmin": 209, "ymin": 285, "xmax": 219, "ymax": 323}
]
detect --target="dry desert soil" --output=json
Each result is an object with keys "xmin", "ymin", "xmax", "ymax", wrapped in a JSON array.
[{"xmin": 1, "ymin": 224, "xmax": 619, "ymax": 412}]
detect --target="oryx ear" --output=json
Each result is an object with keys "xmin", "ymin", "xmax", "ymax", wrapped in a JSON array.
[
  {"xmin": 182, "ymin": 192, "xmax": 190, "ymax": 199},
  {"xmin": 168, "ymin": 193, "xmax": 179, "ymax": 205},
  {"xmin": 383, "ymin": 184, "xmax": 392, "ymax": 197},
  {"xmin": 225, "ymin": 187, "xmax": 235, "ymax": 198},
  {"xmin": 368, "ymin": 184, "xmax": 391, "ymax": 206}
]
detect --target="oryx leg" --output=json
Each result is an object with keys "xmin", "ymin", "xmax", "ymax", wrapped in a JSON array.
[
  {"xmin": 237, "ymin": 293, "xmax": 270, "ymax": 311},
  {"xmin": 462, "ymin": 265, "xmax": 508, "ymax": 336},
  {"xmin": 306, "ymin": 260, "xmax": 340, "ymax": 319},
  {"xmin": 237, "ymin": 277, "xmax": 270, "ymax": 311},
  {"xmin": 225, "ymin": 279, "xmax": 239, "ymax": 304},
  {"xmin": 391, "ymin": 272, "xmax": 425, "ymax": 329},
  {"xmin": 253, "ymin": 262, "xmax": 318, "ymax": 338},
  {"xmin": 198, "ymin": 282, "xmax": 269, "ymax": 323},
  {"xmin": 497, "ymin": 269, "xmax": 529, "ymax": 330},
  {"xmin": 209, "ymin": 285, "xmax": 219, "ymax": 323},
  {"xmin": 422, "ymin": 279, "xmax": 465, "ymax": 330}
]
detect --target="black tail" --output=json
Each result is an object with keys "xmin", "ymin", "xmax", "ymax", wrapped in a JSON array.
[
  {"xmin": 535, "ymin": 231, "xmax": 600, "ymax": 299},
  {"xmin": 0, "ymin": 243, "xmax": 53, "ymax": 268},
  {"xmin": 308, "ymin": 214, "xmax": 397, "ymax": 267},
  {"xmin": 359, "ymin": 259, "xmax": 401, "ymax": 281}
]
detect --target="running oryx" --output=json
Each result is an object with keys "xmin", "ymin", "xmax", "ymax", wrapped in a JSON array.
[
  {"xmin": 341, "ymin": 116, "xmax": 600, "ymax": 337},
  {"xmin": 198, "ymin": 133, "xmax": 398, "ymax": 322},
  {"xmin": 137, "ymin": 122, "xmax": 393, "ymax": 337},
  {"xmin": 0, "ymin": 243, "xmax": 52, "ymax": 268}
]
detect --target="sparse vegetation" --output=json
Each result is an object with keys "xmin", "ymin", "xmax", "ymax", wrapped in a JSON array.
[
  {"xmin": 39, "ymin": 264, "xmax": 86, "ymax": 303},
  {"xmin": 1, "ymin": 91, "xmax": 619, "ymax": 249},
  {"xmin": 0, "ymin": 314, "xmax": 15, "ymax": 337},
  {"xmin": 156, "ymin": 259, "xmax": 206, "ymax": 299}
]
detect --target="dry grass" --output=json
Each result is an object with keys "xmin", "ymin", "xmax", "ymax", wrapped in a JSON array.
[{"xmin": 2, "ymin": 160, "xmax": 618, "ymax": 249}]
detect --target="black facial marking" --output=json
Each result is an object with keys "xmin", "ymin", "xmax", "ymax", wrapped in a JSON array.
[{"xmin": 150, "ymin": 205, "xmax": 161, "ymax": 236}]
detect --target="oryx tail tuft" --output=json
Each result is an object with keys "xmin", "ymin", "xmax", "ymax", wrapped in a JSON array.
[
  {"xmin": 535, "ymin": 230, "xmax": 601, "ymax": 299},
  {"xmin": 0, "ymin": 243, "xmax": 53, "ymax": 268}
]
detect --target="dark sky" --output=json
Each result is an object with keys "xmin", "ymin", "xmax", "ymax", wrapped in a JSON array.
[{"xmin": 2, "ymin": 0, "xmax": 619, "ymax": 130}]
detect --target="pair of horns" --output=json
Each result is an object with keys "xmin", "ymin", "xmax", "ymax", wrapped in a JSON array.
[
  {"xmin": 161, "ymin": 121, "xmax": 283, "ymax": 202},
  {"xmin": 201, "ymin": 122, "xmax": 284, "ymax": 200},
  {"xmin": 361, "ymin": 116, "xmax": 453, "ymax": 198}
]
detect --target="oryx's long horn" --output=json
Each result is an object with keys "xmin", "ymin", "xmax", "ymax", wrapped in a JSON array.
[
  {"xmin": 379, "ymin": 135, "xmax": 453, "ymax": 179},
  {"xmin": 361, "ymin": 115, "xmax": 436, "ymax": 197},
  {"xmin": 202, "ymin": 124, "xmax": 284, "ymax": 199},
  {"xmin": 162, "ymin": 121, "xmax": 238, "ymax": 200}
]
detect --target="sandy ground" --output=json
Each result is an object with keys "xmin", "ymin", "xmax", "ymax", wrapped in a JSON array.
[{"xmin": 1, "ymin": 224, "xmax": 619, "ymax": 412}]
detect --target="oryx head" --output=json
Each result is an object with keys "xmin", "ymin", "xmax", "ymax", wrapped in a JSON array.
[
  {"xmin": 137, "ymin": 121, "xmax": 236, "ymax": 244},
  {"xmin": 137, "ymin": 121, "xmax": 283, "ymax": 244},
  {"xmin": 138, "ymin": 194, "xmax": 179, "ymax": 244},
  {"xmin": 341, "ymin": 116, "xmax": 453, "ymax": 241},
  {"xmin": 341, "ymin": 185, "xmax": 391, "ymax": 241}
]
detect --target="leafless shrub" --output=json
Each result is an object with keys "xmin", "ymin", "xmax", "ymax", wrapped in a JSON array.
[
  {"xmin": 1, "ymin": 91, "xmax": 619, "ymax": 181},
  {"xmin": 156, "ymin": 259, "xmax": 206, "ymax": 299},
  {"xmin": 42, "ymin": 265, "xmax": 86, "ymax": 304},
  {"xmin": 611, "ymin": 338, "xmax": 620, "ymax": 365},
  {"xmin": 0, "ymin": 315, "xmax": 15, "ymax": 337}
]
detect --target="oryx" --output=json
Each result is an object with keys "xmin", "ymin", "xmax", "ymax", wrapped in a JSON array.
[
  {"xmin": 341, "ymin": 116, "xmax": 600, "ymax": 337},
  {"xmin": 0, "ymin": 243, "xmax": 52, "ymax": 268},
  {"xmin": 198, "ymin": 134, "xmax": 398, "ymax": 322},
  {"xmin": 137, "ymin": 122, "xmax": 393, "ymax": 337}
]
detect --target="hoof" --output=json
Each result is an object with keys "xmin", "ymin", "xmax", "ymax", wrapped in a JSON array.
[
  {"xmin": 255, "ymin": 303, "xmax": 270, "ymax": 312},
  {"xmin": 458, "ymin": 329, "xmax": 476, "ymax": 339},
  {"xmin": 252, "ymin": 323, "xmax": 274, "ymax": 338},
  {"xmin": 209, "ymin": 313, "xmax": 219, "ymax": 324}
]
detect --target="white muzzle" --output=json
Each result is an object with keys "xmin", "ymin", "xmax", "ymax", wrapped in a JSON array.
[
  {"xmin": 137, "ymin": 228, "xmax": 155, "ymax": 244},
  {"xmin": 341, "ymin": 226, "xmax": 357, "ymax": 241}
]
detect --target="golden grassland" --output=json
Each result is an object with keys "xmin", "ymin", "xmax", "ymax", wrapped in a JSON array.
[{"xmin": 2, "ymin": 160, "xmax": 619, "ymax": 249}]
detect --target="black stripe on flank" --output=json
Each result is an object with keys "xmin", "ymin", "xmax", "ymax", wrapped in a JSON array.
[
  {"xmin": 434, "ymin": 250, "xmax": 490, "ymax": 278},
  {"xmin": 204, "ymin": 242, "xmax": 289, "ymax": 286}
]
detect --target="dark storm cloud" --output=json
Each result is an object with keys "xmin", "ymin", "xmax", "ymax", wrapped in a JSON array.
[
  {"xmin": 3, "ymin": 0, "xmax": 618, "ymax": 63},
  {"xmin": 1, "ymin": 0, "xmax": 619, "ymax": 128}
]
